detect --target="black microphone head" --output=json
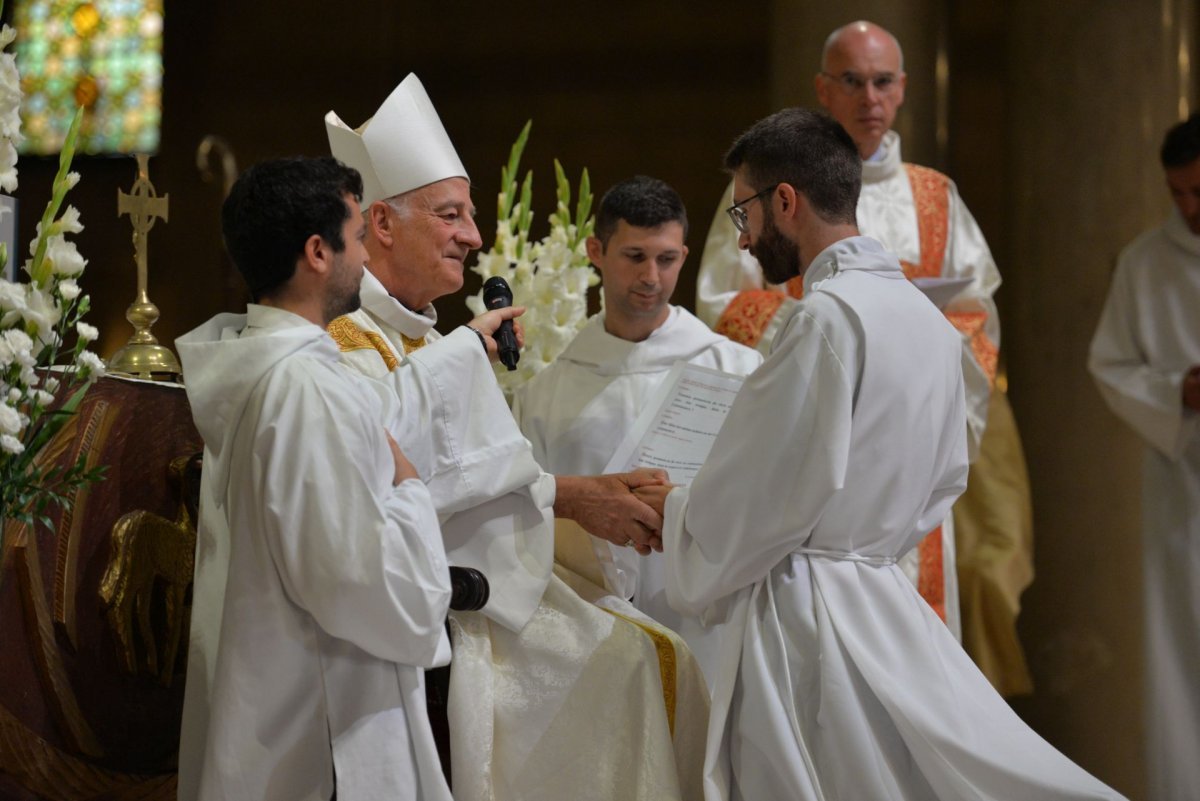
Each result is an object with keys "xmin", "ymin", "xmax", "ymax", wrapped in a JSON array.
[{"xmin": 483, "ymin": 276, "xmax": 513, "ymax": 310}]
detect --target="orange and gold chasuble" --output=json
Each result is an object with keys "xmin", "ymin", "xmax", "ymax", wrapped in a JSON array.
[{"xmin": 714, "ymin": 164, "xmax": 999, "ymax": 624}]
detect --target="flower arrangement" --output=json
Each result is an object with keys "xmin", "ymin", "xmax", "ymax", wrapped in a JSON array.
[
  {"xmin": 467, "ymin": 121, "xmax": 599, "ymax": 395},
  {"xmin": 0, "ymin": 7, "xmax": 104, "ymax": 550}
]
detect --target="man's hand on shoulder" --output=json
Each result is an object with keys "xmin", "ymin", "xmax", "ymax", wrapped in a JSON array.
[
  {"xmin": 1184, "ymin": 365, "xmax": 1200, "ymax": 412},
  {"xmin": 554, "ymin": 470, "xmax": 670, "ymax": 555}
]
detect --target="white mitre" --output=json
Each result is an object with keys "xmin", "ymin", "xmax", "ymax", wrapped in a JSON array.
[{"xmin": 325, "ymin": 73, "xmax": 468, "ymax": 208}]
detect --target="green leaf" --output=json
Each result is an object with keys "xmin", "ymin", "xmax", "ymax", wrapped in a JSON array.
[
  {"xmin": 553, "ymin": 159, "xmax": 569, "ymax": 211},
  {"xmin": 576, "ymin": 168, "xmax": 593, "ymax": 231},
  {"xmin": 506, "ymin": 120, "xmax": 531, "ymax": 185},
  {"xmin": 517, "ymin": 171, "xmax": 534, "ymax": 241}
]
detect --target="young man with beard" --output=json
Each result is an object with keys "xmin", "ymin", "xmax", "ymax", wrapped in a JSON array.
[
  {"xmin": 697, "ymin": 26, "xmax": 1040, "ymax": 702},
  {"xmin": 638, "ymin": 108, "xmax": 1122, "ymax": 801},
  {"xmin": 177, "ymin": 157, "xmax": 454, "ymax": 800}
]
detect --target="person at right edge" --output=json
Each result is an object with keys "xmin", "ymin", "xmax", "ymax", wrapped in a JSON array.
[{"xmin": 1089, "ymin": 112, "xmax": 1200, "ymax": 801}]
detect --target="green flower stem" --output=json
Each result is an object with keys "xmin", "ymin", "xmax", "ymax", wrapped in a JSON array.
[{"xmin": 28, "ymin": 107, "xmax": 83, "ymax": 287}]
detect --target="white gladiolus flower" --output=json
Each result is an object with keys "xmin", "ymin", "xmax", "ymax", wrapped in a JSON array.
[
  {"xmin": 76, "ymin": 321, "xmax": 98, "ymax": 341},
  {"xmin": 42, "ymin": 376, "xmax": 59, "ymax": 393},
  {"xmin": 34, "ymin": 389, "xmax": 53, "ymax": 406},
  {"xmin": 3, "ymin": 327, "xmax": 33, "ymax": 361},
  {"xmin": 0, "ymin": 140, "xmax": 17, "ymax": 193},
  {"xmin": 20, "ymin": 286, "xmax": 62, "ymax": 344},
  {"xmin": 6, "ymin": 387, "xmax": 19, "ymax": 403},
  {"xmin": 57, "ymin": 205, "xmax": 83, "ymax": 234},
  {"xmin": 0, "ymin": 25, "xmax": 19, "ymax": 195},
  {"xmin": 1, "ymin": 432, "xmax": 23, "ymax": 455},
  {"xmin": 78, "ymin": 350, "xmax": 106, "ymax": 378},
  {"xmin": 57, "ymin": 279, "xmax": 80, "ymax": 300},
  {"xmin": 468, "ymin": 168, "xmax": 598, "ymax": 398},
  {"xmin": 0, "ymin": 279, "xmax": 26, "ymax": 311},
  {"xmin": 0, "ymin": 401, "xmax": 22, "ymax": 434},
  {"xmin": 45, "ymin": 235, "xmax": 87, "ymax": 277}
]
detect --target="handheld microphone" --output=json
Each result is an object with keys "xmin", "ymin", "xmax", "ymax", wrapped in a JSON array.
[{"xmin": 482, "ymin": 276, "xmax": 520, "ymax": 371}]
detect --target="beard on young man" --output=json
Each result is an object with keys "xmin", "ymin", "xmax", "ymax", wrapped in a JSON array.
[{"xmin": 752, "ymin": 205, "xmax": 801, "ymax": 286}]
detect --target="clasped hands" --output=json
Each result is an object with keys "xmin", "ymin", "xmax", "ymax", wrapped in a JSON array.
[{"xmin": 554, "ymin": 468, "xmax": 676, "ymax": 555}]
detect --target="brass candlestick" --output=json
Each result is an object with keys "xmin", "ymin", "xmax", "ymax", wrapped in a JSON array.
[{"xmin": 107, "ymin": 154, "xmax": 181, "ymax": 381}]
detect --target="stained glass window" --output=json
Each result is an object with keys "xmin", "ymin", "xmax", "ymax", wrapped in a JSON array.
[{"xmin": 14, "ymin": 0, "xmax": 163, "ymax": 155}]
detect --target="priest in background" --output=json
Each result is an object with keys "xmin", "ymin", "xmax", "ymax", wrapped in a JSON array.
[
  {"xmin": 512, "ymin": 175, "xmax": 760, "ymax": 676},
  {"xmin": 326, "ymin": 75, "xmax": 709, "ymax": 801},
  {"xmin": 1089, "ymin": 112, "xmax": 1200, "ymax": 801},
  {"xmin": 641, "ymin": 106, "xmax": 1124, "ymax": 801}
]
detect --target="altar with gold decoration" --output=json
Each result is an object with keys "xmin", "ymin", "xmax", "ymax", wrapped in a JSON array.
[{"xmin": 0, "ymin": 152, "xmax": 199, "ymax": 799}]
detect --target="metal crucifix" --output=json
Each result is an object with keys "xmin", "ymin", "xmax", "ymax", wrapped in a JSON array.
[{"xmin": 107, "ymin": 154, "xmax": 181, "ymax": 380}]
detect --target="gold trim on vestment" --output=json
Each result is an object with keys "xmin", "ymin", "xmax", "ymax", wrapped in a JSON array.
[
  {"xmin": 327, "ymin": 316, "xmax": 400, "ymax": 371},
  {"xmin": 400, "ymin": 333, "xmax": 426, "ymax": 355},
  {"xmin": 602, "ymin": 608, "xmax": 678, "ymax": 736}
]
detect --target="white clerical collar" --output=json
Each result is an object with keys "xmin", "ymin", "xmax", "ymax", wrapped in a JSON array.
[
  {"xmin": 243, "ymin": 303, "xmax": 325, "ymax": 338},
  {"xmin": 358, "ymin": 268, "xmax": 440, "ymax": 340},
  {"xmin": 241, "ymin": 304, "xmax": 338, "ymax": 359},
  {"xmin": 862, "ymin": 130, "xmax": 902, "ymax": 185},
  {"xmin": 562, "ymin": 306, "xmax": 724, "ymax": 374},
  {"xmin": 1165, "ymin": 205, "xmax": 1200, "ymax": 257}
]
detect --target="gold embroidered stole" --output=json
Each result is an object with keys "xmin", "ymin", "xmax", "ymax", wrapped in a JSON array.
[
  {"xmin": 603, "ymin": 609, "xmax": 678, "ymax": 736},
  {"xmin": 327, "ymin": 314, "xmax": 426, "ymax": 370}
]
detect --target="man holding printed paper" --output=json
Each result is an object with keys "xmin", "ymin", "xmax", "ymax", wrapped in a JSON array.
[
  {"xmin": 512, "ymin": 176, "xmax": 761, "ymax": 647},
  {"xmin": 636, "ymin": 107, "xmax": 1122, "ymax": 801}
]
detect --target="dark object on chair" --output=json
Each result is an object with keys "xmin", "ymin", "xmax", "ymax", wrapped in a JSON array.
[{"xmin": 448, "ymin": 566, "xmax": 489, "ymax": 611}]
